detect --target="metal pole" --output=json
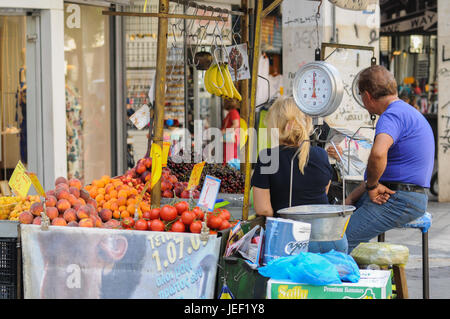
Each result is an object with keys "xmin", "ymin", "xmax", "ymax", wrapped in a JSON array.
[
  {"xmin": 151, "ymin": 0, "xmax": 169, "ymax": 207},
  {"xmin": 239, "ymin": 0, "xmax": 249, "ymax": 173},
  {"xmin": 240, "ymin": 0, "xmax": 249, "ymax": 124},
  {"xmin": 242, "ymin": 0, "xmax": 263, "ymax": 220}
]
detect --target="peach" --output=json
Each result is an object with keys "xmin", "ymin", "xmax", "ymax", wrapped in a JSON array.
[
  {"xmin": 99, "ymin": 208, "xmax": 112, "ymax": 222},
  {"xmin": 45, "ymin": 190, "xmax": 56, "ymax": 198},
  {"xmin": 86, "ymin": 203, "xmax": 97, "ymax": 215},
  {"xmin": 79, "ymin": 218, "xmax": 94, "ymax": 228},
  {"xmin": 30, "ymin": 202, "xmax": 44, "ymax": 216},
  {"xmin": 69, "ymin": 186, "xmax": 80, "ymax": 198},
  {"xmin": 69, "ymin": 178, "xmax": 82, "ymax": 190},
  {"xmin": 56, "ymin": 199, "xmax": 71, "ymax": 213},
  {"xmin": 67, "ymin": 221, "xmax": 79, "ymax": 227},
  {"xmin": 55, "ymin": 188, "xmax": 70, "ymax": 201},
  {"xmin": 45, "ymin": 206, "xmax": 59, "ymax": 220},
  {"xmin": 19, "ymin": 211, "xmax": 34, "ymax": 224},
  {"xmin": 87, "ymin": 199, "xmax": 97, "ymax": 209},
  {"xmin": 72, "ymin": 203, "xmax": 81, "ymax": 211},
  {"xmin": 67, "ymin": 194, "xmax": 79, "ymax": 206},
  {"xmin": 76, "ymin": 205, "xmax": 90, "ymax": 220},
  {"xmin": 45, "ymin": 195, "xmax": 57, "ymax": 207},
  {"xmin": 32, "ymin": 216, "xmax": 42, "ymax": 225},
  {"xmin": 80, "ymin": 188, "xmax": 91, "ymax": 202},
  {"xmin": 55, "ymin": 182, "xmax": 69, "ymax": 191},
  {"xmin": 91, "ymin": 215, "xmax": 103, "ymax": 228},
  {"xmin": 52, "ymin": 217, "xmax": 67, "ymax": 226},
  {"xmin": 55, "ymin": 176, "xmax": 68, "ymax": 186},
  {"xmin": 63, "ymin": 208, "xmax": 77, "ymax": 223}
]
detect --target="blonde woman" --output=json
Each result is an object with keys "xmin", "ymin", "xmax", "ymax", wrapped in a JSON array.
[{"xmin": 251, "ymin": 96, "xmax": 348, "ymax": 253}]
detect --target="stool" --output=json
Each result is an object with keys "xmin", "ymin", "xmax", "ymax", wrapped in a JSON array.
[
  {"xmin": 378, "ymin": 212, "xmax": 432, "ymax": 299},
  {"xmin": 350, "ymin": 242, "xmax": 410, "ymax": 299}
]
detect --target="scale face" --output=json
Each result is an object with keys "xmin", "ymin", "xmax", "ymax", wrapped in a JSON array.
[{"xmin": 293, "ymin": 61, "xmax": 343, "ymax": 117}]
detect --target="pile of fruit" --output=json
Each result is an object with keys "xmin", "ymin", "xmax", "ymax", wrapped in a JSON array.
[
  {"xmin": 204, "ymin": 62, "xmax": 242, "ymax": 101},
  {"xmin": 124, "ymin": 201, "xmax": 234, "ymax": 234},
  {"xmin": 123, "ymin": 157, "xmax": 201, "ymax": 199},
  {"xmin": 167, "ymin": 159, "xmax": 245, "ymax": 194},
  {"xmin": 16, "ymin": 177, "xmax": 112, "ymax": 227},
  {"xmin": 7, "ymin": 195, "xmax": 40, "ymax": 221},
  {"xmin": 84, "ymin": 175, "xmax": 149, "ymax": 221},
  {"xmin": 10, "ymin": 171, "xmax": 236, "ymax": 234}
]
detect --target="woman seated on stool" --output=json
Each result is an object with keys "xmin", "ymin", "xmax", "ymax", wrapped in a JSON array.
[{"xmin": 251, "ymin": 96, "xmax": 348, "ymax": 253}]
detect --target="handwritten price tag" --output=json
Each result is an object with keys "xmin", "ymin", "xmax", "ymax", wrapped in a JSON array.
[
  {"xmin": 8, "ymin": 161, "xmax": 32, "ymax": 198},
  {"xmin": 27, "ymin": 172, "xmax": 45, "ymax": 197},
  {"xmin": 162, "ymin": 142, "xmax": 171, "ymax": 168},
  {"xmin": 186, "ymin": 161, "xmax": 206, "ymax": 191},
  {"xmin": 150, "ymin": 143, "xmax": 162, "ymax": 188}
]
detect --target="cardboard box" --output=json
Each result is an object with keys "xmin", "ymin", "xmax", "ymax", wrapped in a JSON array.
[{"xmin": 267, "ymin": 270, "xmax": 392, "ymax": 299}]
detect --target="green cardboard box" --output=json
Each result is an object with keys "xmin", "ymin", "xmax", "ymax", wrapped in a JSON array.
[{"xmin": 267, "ymin": 270, "xmax": 392, "ymax": 299}]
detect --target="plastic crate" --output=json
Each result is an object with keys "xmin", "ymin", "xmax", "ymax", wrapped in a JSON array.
[
  {"xmin": 0, "ymin": 283, "xmax": 17, "ymax": 299},
  {"xmin": 0, "ymin": 237, "xmax": 18, "ymax": 285}
]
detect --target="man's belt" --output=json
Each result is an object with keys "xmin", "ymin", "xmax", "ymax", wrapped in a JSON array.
[{"xmin": 381, "ymin": 182, "xmax": 427, "ymax": 194}]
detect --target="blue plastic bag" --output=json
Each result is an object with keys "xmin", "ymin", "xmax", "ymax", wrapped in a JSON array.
[
  {"xmin": 258, "ymin": 252, "xmax": 341, "ymax": 286},
  {"xmin": 320, "ymin": 250, "xmax": 360, "ymax": 283}
]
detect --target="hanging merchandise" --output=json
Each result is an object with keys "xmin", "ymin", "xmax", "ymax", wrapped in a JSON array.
[{"xmin": 225, "ymin": 15, "xmax": 250, "ymax": 81}]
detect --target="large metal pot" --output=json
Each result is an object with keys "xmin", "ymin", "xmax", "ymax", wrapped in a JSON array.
[{"xmin": 277, "ymin": 204, "xmax": 355, "ymax": 241}]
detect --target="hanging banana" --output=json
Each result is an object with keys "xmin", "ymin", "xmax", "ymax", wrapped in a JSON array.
[
  {"xmin": 204, "ymin": 62, "xmax": 242, "ymax": 101},
  {"xmin": 204, "ymin": 67, "xmax": 215, "ymax": 95},
  {"xmin": 221, "ymin": 63, "xmax": 234, "ymax": 99}
]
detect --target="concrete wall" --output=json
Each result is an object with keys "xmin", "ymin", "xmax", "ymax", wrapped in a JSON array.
[{"xmin": 437, "ymin": 0, "xmax": 450, "ymax": 201}]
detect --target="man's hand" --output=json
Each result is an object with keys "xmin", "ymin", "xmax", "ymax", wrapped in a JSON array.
[
  {"xmin": 326, "ymin": 145, "xmax": 343, "ymax": 161},
  {"xmin": 368, "ymin": 183, "xmax": 395, "ymax": 205}
]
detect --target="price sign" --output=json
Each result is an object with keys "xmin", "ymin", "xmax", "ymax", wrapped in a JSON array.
[
  {"xmin": 186, "ymin": 161, "xmax": 206, "ymax": 191},
  {"xmin": 162, "ymin": 142, "xmax": 171, "ymax": 168},
  {"xmin": 27, "ymin": 172, "xmax": 46, "ymax": 197},
  {"xmin": 197, "ymin": 175, "xmax": 221, "ymax": 212},
  {"xmin": 8, "ymin": 161, "xmax": 32, "ymax": 198},
  {"xmin": 150, "ymin": 143, "xmax": 162, "ymax": 188}
]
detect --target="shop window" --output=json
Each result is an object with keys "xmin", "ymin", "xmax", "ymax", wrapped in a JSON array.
[
  {"xmin": 0, "ymin": 16, "xmax": 27, "ymax": 189},
  {"xmin": 64, "ymin": 3, "xmax": 111, "ymax": 184}
]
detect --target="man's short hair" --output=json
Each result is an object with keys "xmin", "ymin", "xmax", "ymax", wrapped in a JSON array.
[{"xmin": 358, "ymin": 65, "xmax": 398, "ymax": 99}]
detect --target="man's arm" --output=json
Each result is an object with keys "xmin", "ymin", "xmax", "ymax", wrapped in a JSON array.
[
  {"xmin": 366, "ymin": 133, "xmax": 393, "ymax": 187},
  {"xmin": 366, "ymin": 133, "xmax": 396, "ymax": 204}
]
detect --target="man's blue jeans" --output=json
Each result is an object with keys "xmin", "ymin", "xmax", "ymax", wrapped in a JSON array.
[{"xmin": 345, "ymin": 190, "xmax": 428, "ymax": 253}]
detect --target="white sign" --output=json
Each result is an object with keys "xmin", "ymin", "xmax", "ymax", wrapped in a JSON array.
[
  {"xmin": 226, "ymin": 44, "xmax": 251, "ymax": 81},
  {"xmin": 21, "ymin": 225, "xmax": 221, "ymax": 299},
  {"xmin": 197, "ymin": 175, "xmax": 221, "ymax": 212}
]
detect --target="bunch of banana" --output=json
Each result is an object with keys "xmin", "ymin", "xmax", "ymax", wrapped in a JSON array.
[{"xmin": 204, "ymin": 63, "xmax": 242, "ymax": 101}]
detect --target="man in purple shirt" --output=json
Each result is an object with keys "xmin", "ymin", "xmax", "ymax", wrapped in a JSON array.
[{"xmin": 345, "ymin": 65, "xmax": 434, "ymax": 253}]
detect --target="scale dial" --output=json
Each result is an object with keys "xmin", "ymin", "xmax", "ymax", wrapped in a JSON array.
[{"xmin": 293, "ymin": 61, "xmax": 343, "ymax": 117}]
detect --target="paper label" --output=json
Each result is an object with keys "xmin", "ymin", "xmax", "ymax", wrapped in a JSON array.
[
  {"xmin": 129, "ymin": 104, "xmax": 150, "ymax": 130},
  {"xmin": 27, "ymin": 172, "xmax": 45, "ymax": 197},
  {"xmin": 8, "ymin": 161, "xmax": 32, "ymax": 198},
  {"xmin": 197, "ymin": 175, "xmax": 221, "ymax": 212},
  {"xmin": 162, "ymin": 142, "xmax": 171, "ymax": 168},
  {"xmin": 186, "ymin": 161, "xmax": 206, "ymax": 191},
  {"xmin": 150, "ymin": 143, "xmax": 162, "ymax": 188}
]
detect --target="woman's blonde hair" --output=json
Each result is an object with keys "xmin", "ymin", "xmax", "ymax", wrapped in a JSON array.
[{"xmin": 265, "ymin": 96, "xmax": 313, "ymax": 174}]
